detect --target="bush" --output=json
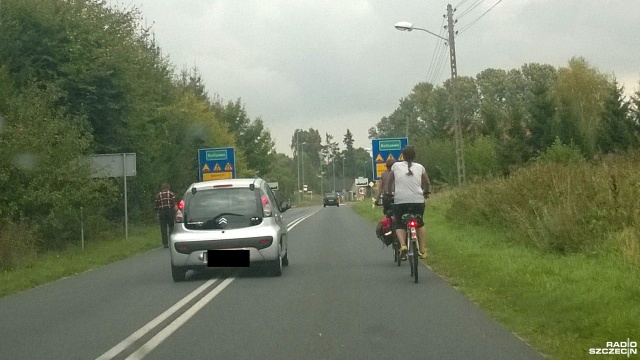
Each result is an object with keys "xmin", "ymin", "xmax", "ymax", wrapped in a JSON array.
[
  {"xmin": 535, "ymin": 137, "xmax": 585, "ymax": 165},
  {"xmin": 448, "ymin": 151, "xmax": 640, "ymax": 259},
  {"xmin": 416, "ymin": 136, "xmax": 500, "ymax": 186},
  {"xmin": 0, "ymin": 221, "xmax": 38, "ymax": 270}
]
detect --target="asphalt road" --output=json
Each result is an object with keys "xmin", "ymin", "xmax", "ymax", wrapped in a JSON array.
[{"xmin": 0, "ymin": 204, "xmax": 545, "ymax": 360}]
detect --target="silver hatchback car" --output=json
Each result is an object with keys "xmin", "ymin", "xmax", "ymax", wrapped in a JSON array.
[{"xmin": 169, "ymin": 178, "xmax": 290, "ymax": 281}]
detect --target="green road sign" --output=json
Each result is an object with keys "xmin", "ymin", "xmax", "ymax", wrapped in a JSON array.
[
  {"xmin": 206, "ymin": 150, "xmax": 228, "ymax": 161},
  {"xmin": 378, "ymin": 140, "xmax": 402, "ymax": 151}
]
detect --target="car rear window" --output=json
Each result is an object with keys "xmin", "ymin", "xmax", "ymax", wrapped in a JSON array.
[{"xmin": 184, "ymin": 188, "xmax": 260, "ymax": 230}]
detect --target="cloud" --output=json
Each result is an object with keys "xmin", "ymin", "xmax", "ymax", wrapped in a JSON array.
[{"xmin": 132, "ymin": 0, "xmax": 640, "ymax": 154}]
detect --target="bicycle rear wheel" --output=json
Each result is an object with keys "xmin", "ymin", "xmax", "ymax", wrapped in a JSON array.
[
  {"xmin": 409, "ymin": 247, "xmax": 414, "ymax": 277},
  {"xmin": 393, "ymin": 242, "xmax": 398, "ymax": 263},
  {"xmin": 411, "ymin": 241, "xmax": 419, "ymax": 283}
]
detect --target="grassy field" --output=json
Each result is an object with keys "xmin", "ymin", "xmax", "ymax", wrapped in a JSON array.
[
  {"xmin": 0, "ymin": 225, "xmax": 160, "ymax": 299},
  {"xmin": 352, "ymin": 197, "xmax": 640, "ymax": 360}
]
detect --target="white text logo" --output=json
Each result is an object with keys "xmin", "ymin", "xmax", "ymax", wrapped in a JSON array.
[{"xmin": 589, "ymin": 339, "xmax": 637, "ymax": 357}]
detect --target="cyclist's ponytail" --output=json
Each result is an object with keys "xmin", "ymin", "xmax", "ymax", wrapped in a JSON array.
[{"xmin": 402, "ymin": 146, "xmax": 416, "ymax": 176}]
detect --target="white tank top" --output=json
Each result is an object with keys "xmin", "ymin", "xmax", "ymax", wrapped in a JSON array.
[{"xmin": 391, "ymin": 161, "xmax": 426, "ymax": 204}]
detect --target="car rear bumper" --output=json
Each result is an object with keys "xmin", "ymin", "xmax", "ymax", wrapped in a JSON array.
[
  {"xmin": 170, "ymin": 246, "xmax": 277, "ymax": 268},
  {"xmin": 170, "ymin": 236, "xmax": 281, "ymax": 267}
]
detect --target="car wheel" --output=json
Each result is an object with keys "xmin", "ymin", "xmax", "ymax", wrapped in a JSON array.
[
  {"xmin": 171, "ymin": 265, "xmax": 186, "ymax": 282},
  {"xmin": 282, "ymin": 251, "xmax": 289, "ymax": 266},
  {"xmin": 268, "ymin": 245, "xmax": 283, "ymax": 277}
]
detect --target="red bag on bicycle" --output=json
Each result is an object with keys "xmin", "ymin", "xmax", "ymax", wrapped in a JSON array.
[{"xmin": 376, "ymin": 216, "xmax": 394, "ymax": 246}]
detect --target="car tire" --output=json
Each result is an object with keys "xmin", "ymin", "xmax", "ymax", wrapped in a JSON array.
[
  {"xmin": 268, "ymin": 245, "xmax": 283, "ymax": 277},
  {"xmin": 171, "ymin": 265, "xmax": 186, "ymax": 282}
]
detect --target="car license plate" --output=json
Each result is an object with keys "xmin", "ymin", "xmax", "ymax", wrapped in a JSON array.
[{"xmin": 206, "ymin": 250, "xmax": 250, "ymax": 267}]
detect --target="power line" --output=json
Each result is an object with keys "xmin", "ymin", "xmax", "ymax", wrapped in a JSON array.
[
  {"xmin": 458, "ymin": 0, "xmax": 503, "ymax": 35},
  {"xmin": 458, "ymin": 0, "xmax": 487, "ymax": 20},
  {"xmin": 433, "ymin": 45, "xmax": 450, "ymax": 85},
  {"xmin": 426, "ymin": 17, "xmax": 447, "ymax": 84}
]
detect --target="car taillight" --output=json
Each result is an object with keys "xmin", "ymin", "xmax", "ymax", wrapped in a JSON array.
[
  {"xmin": 175, "ymin": 209, "xmax": 183, "ymax": 223},
  {"xmin": 178, "ymin": 200, "xmax": 184, "ymax": 210},
  {"xmin": 261, "ymin": 195, "xmax": 272, "ymax": 217}
]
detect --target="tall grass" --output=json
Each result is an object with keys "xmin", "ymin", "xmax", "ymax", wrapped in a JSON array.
[
  {"xmin": 448, "ymin": 150, "xmax": 640, "ymax": 267},
  {"xmin": 354, "ymin": 197, "xmax": 640, "ymax": 360}
]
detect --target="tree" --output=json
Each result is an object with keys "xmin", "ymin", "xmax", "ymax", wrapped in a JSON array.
[
  {"xmin": 212, "ymin": 98, "xmax": 276, "ymax": 176},
  {"xmin": 476, "ymin": 68, "xmax": 510, "ymax": 139},
  {"xmin": 342, "ymin": 129, "xmax": 357, "ymax": 182},
  {"xmin": 264, "ymin": 153, "xmax": 296, "ymax": 202},
  {"xmin": 521, "ymin": 63, "xmax": 559, "ymax": 154},
  {"xmin": 555, "ymin": 57, "xmax": 609, "ymax": 157},
  {"xmin": 631, "ymin": 82, "xmax": 640, "ymax": 140},
  {"xmin": 596, "ymin": 80, "xmax": 637, "ymax": 153},
  {"xmin": 322, "ymin": 133, "xmax": 340, "ymax": 192}
]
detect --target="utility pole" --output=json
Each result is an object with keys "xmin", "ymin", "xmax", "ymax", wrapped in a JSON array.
[
  {"xmin": 296, "ymin": 131, "xmax": 301, "ymax": 204},
  {"xmin": 446, "ymin": 4, "xmax": 466, "ymax": 186}
]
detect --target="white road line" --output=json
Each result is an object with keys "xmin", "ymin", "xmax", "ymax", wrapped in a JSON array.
[
  {"xmin": 125, "ymin": 277, "xmax": 235, "ymax": 360},
  {"xmin": 97, "ymin": 209, "xmax": 317, "ymax": 360},
  {"xmin": 95, "ymin": 279, "xmax": 218, "ymax": 360},
  {"xmin": 287, "ymin": 209, "xmax": 320, "ymax": 230}
]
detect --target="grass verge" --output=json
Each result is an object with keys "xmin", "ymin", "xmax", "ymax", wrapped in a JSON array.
[
  {"xmin": 0, "ymin": 225, "xmax": 160, "ymax": 299},
  {"xmin": 352, "ymin": 197, "xmax": 640, "ymax": 360}
]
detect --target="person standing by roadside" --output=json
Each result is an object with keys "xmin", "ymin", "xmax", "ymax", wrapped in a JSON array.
[{"xmin": 155, "ymin": 183, "xmax": 176, "ymax": 248}]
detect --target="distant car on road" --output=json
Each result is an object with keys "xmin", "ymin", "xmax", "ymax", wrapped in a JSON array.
[
  {"xmin": 169, "ymin": 178, "xmax": 290, "ymax": 281},
  {"xmin": 323, "ymin": 193, "xmax": 339, "ymax": 207}
]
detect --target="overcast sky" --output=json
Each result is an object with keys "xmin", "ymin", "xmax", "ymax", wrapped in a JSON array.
[{"xmin": 127, "ymin": 0, "xmax": 640, "ymax": 155}]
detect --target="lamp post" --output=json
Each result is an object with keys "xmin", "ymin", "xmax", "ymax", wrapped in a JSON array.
[
  {"xmin": 301, "ymin": 142, "xmax": 307, "ymax": 198},
  {"xmin": 332, "ymin": 156, "xmax": 336, "ymax": 192},
  {"xmin": 395, "ymin": 4, "xmax": 465, "ymax": 186},
  {"xmin": 341, "ymin": 156, "xmax": 345, "ymax": 193}
]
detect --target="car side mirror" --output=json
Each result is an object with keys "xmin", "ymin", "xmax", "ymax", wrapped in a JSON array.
[{"xmin": 280, "ymin": 201, "xmax": 290, "ymax": 212}]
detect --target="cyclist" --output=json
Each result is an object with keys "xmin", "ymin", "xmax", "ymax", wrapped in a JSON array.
[
  {"xmin": 375, "ymin": 158, "xmax": 396, "ymax": 216},
  {"xmin": 389, "ymin": 145, "xmax": 430, "ymax": 260}
]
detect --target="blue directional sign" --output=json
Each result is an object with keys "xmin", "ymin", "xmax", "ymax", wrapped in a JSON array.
[
  {"xmin": 198, "ymin": 147, "xmax": 236, "ymax": 181},
  {"xmin": 371, "ymin": 137, "xmax": 408, "ymax": 180}
]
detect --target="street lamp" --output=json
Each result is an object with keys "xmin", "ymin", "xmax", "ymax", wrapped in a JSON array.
[
  {"xmin": 394, "ymin": 21, "xmax": 449, "ymax": 41},
  {"xmin": 332, "ymin": 156, "xmax": 336, "ymax": 192},
  {"xmin": 395, "ymin": 4, "xmax": 465, "ymax": 186},
  {"xmin": 341, "ymin": 156, "xmax": 345, "ymax": 193},
  {"xmin": 301, "ymin": 142, "xmax": 307, "ymax": 197}
]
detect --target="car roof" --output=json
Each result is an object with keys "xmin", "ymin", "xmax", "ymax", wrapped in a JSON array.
[{"xmin": 188, "ymin": 178, "xmax": 264, "ymax": 191}]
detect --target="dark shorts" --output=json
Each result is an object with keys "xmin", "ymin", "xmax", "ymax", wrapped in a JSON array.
[{"xmin": 393, "ymin": 203, "xmax": 425, "ymax": 229}]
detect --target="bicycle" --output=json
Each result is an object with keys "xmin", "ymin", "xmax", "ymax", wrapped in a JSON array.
[{"xmin": 400, "ymin": 213, "xmax": 420, "ymax": 283}]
